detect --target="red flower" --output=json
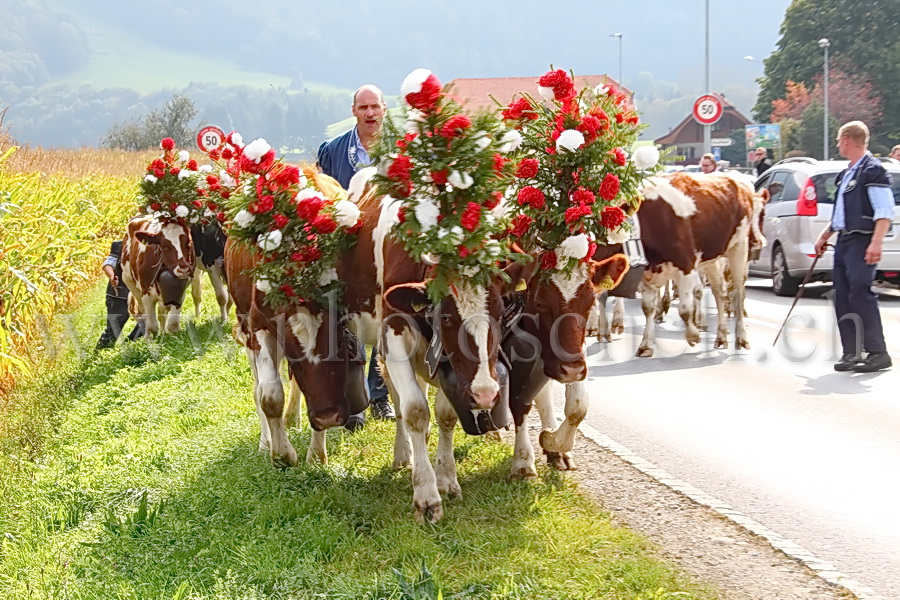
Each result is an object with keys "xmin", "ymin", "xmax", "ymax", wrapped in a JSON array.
[
  {"xmin": 393, "ymin": 179, "xmax": 413, "ymax": 198},
  {"xmin": 206, "ymin": 175, "xmax": 220, "ymax": 186},
  {"xmin": 160, "ymin": 138, "xmax": 176, "ymax": 151},
  {"xmin": 458, "ymin": 245, "xmax": 472, "ymax": 259},
  {"xmin": 565, "ymin": 203, "xmax": 592, "ymax": 225},
  {"xmin": 208, "ymin": 149, "xmax": 221, "ymax": 161},
  {"xmin": 517, "ymin": 186, "xmax": 546, "ymax": 209},
  {"xmin": 585, "ymin": 241, "xmax": 598, "ymax": 262},
  {"xmin": 150, "ymin": 202, "xmax": 161, "ymax": 211},
  {"xmin": 196, "ymin": 188, "xmax": 209, "ymax": 198},
  {"xmin": 538, "ymin": 69, "xmax": 576, "ymax": 101},
  {"xmin": 610, "ymin": 148, "xmax": 627, "ymax": 166},
  {"xmin": 431, "ymin": 170, "xmax": 448, "ymax": 185},
  {"xmin": 220, "ymin": 190, "xmax": 231, "ymax": 199},
  {"xmin": 540, "ymin": 251, "xmax": 558, "ymax": 270},
  {"xmin": 601, "ymin": 205, "xmax": 626, "ymax": 229},
  {"xmin": 192, "ymin": 200, "xmax": 204, "ymax": 209},
  {"xmin": 599, "ymin": 173, "xmax": 621, "ymax": 201},
  {"xmin": 303, "ymin": 246, "xmax": 322, "ymax": 262},
  {"xmin": 572, "ymin": 187, "xmax": 595, "ymax": 205},
  {"xmin": 460, "ymin": 202, "xmax": 482, "ymax": 232},
  {"xmin": 240, "ymin": 149, "xmax": 276, "ymax": 175},
  {"xmin": 387, "ymin": 155, "xmax": 413, "ymax": 182},
  {"xmin": 578, "ymin": 115, "xmax": 603, "ymax": 143},
  {"xmin": 492, "ymin": 153, "xmax": 507, "ymax": 175},
  {"xmin": 290, "ymin": 252, "xmax": 306, "ymax": 263},
  {"xmin": 280, "ymin": 283, "xmax": 296, "ymax": 297},
  {"xmin": 439, "ymin": 114, "xmax": 472, "ymax": 138},
  {"xmin": 313, "ymin": 214, "xmax": 337, "ymax": 234},
  {"xmin": 273, "ymin": 213, "xmax": 289, "ymax": 229},
  {"xmin": 509, "ymin": 213, "xmax": 533, "ymax": 238},
  {"xmin": 251, "ymin": 195, "xmax": 275, "ymax": 214},
  {"xmin": 169, "ymin": 167, "xmax": 180, "ymax": 176},
  {"xmin": 186, "ymin": 159, "xmax": 199, "ymax": 171},
  {"xmin": 153, "ymin": 169, "xmax": 165, "ymax": 179},
  {"xmin": 296, "ymin": 197, "xmax": 324, "ymax": 221},
  {"xmin": 405, "ymin": 73, "xmax": 443, "ymax": 112},
  {"xmin": 485, "ymin": 191, "xmax": 503, "ymax": 210},
  {"xmin": 515, "ymin": 158, "xmax": 539, "ymax": 179},
  {"xmin": 216, "ymin": 212, "xmax": 226, "ymax": 223},
  {"xmin": 269, "ymin": 164, "xmax": 301, "ymax": 189},
  {"xmin": 221, "ymin": 148, "xmax": 234, "ymax": 160},
  {"xmin": 396, "ymin": 132, "xmax": 418, "ymax": 150},
  {"xmin": 502, "ymin": 97, "xmax": 536, "ymax": 121},
  {"xmin": 397, "ymin": 206, "xmax": 407, "ymax": 223}
]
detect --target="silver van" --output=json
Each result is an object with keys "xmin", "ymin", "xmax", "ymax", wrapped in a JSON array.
[{"xmin": 748, "ymin": 157, "xmax": 900, "ymax": 295}]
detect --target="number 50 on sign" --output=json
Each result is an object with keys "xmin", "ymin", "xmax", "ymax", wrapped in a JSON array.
[{"xmin": 692, "ymin": 95, "xmax": 723, "ymax": 126}]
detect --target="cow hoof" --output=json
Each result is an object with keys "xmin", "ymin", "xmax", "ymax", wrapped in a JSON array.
[
  {"xmin": 546, "ymin": 451, "xmax": 575, "ymax": 471},
  {"xmin": 438, "ymin": 480, "xmax": 462, "ymax": 498},
  {"xmin": 271, "ymin": 453, "xmax": 298, "ymax": 470},
  {"xmin": 414, "ymin": 499, "xmax": 443, "ymax": 524},
  {"xmin": 714, "ymin": 338, "xmax": 728, "ymax": 349},
  {"xmin": 611, "ymin": 323, "xmax": 624, "ymax": 335},
  {"xmin": 392, "ymin": 457, "xmax": 410, "ymax": 470},
  {"xmin": 737, "ymin": 339, "xmax": 751, "ymax": 350},
  {"xmin": 636, "ymin": 346, "xmax": 654, "ymax": 358},
  {"xmin": 510, "ymin": 465, "xmax": 538, "ymax": 480}
]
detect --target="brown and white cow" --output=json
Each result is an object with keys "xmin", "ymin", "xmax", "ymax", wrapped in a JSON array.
[
  {"xmin": 505, "ymin": 243, "xmax": 629, "ymax": 477},
  {"xmin": 631, "ymin": 172, "xmax": 766, "ymax": 356},
  {"xmin": 121, "ymin": 215, "xmax": 196, "ymax": 335}
]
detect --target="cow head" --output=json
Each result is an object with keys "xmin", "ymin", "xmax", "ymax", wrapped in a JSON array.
[
  {"xmin": 521, "ymin": 248, "xmax": 629, "ymax": 382},
  {"xmin": 136, "ymin": 221, "xmax": 196, "ymax": 279}
]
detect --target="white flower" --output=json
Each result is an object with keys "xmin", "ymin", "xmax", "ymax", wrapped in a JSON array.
[
  {"xmin": 244, "ymin": 138, "xmax": 272, "ymax": 163},
  {"xmin": 297, "ymin": 175, "xmax": 308, "ymax": 189},
  {"xmin": 556, "ymin": 129, "xmax": 585, "ymax": 153},
  {"xmin": 557, "ymin": 233, "xmax": 591, "ymax": 260},
  {"xmin": 230, "ymin": 132, "xmax": 244, "ymax": 147},
  {"xmin": 177, "ymin": 169, "xmax": 193, "ymax": 180},
  {"xmin": 448, "ymin": 170, "xmax": 473, "ymax": 189},
  {"xmin": 219, "ymin": 170, "xmax": 236, "ymax": 188},
  {"xmin": 538, "ymin": 86, "xmax": 555, "ymax": 102},
  {"xmin": 234, "ymin": 210, "xmax": 255, "ymax": 228},
  {"xmin": 499, "ymin": 129, "xmax": 523, "ymax": 153},
  {"xmin": 318, "ymin": 267, "xmax": 338, "ymax": 286},
  {"xmin": 198, "ymin": 164, "xmax": 213, "ymax": 174},
  {"xmin": 405, "ymin": 110, "xmax": 426, "ymax": 134},
  {"xmin": 297, "ymin": 188, "xmax": 324, "ymax": 202},
  {"xmin": 486, "ymin": 240, "xmax": 502, "ymax": 257},
  {"xmin": 415, "ymin": 199, "xmax": 440, "ymax": 232},
  {"xmin": 333, "ymin": 200, "xmax": 360, "ymax": 228},
  {"xmin": 450, "ymin": 226, "xmax": 464, "ymax": 244},
  {"xmin": 473, "ymin": 133, "xmax": 491, "ymax": 152},
  {"xmin": 144, "ymin": 174, "xmax": 158, "ymax": 184},
  {"xmin": 594, "ymin": 84, "xmax": 610, "ymax": 96},
  {"xmin": 401, "ymin": 68, "xmax": 433, "ymax": 97},
  {"xmin": 255, "ymin": 279, "xmax": 272, "ymax": 294},
  {"xmin": 257, "ymin": 230, "xmax": 283, "ymax": 252},
  {"xmin": 633, "ymin": 145, "xmax": 660, "ymax": 170},
  {"xmin": 607, "ymin": 225, "xmax": 630, "ymax": 244},
  {"xmin": 175, "ymin": 205, "xmax": 189, "ymax": 218},
  {"xmin": 178, "ymin": 150, "xmax": 190, "ymax": 163}
]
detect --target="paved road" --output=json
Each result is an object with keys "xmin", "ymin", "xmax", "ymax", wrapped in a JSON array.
[{"xmin": 574, "ymin": 278, "xmax": 900, "ymax": 599}]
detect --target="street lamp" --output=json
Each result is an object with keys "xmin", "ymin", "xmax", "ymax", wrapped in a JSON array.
[
  {"xmin": 610, "ymin": 33, "xmax": 623, "ymax": 84},
  {"xmin": 818, "ymin": 38, "xmax": 830, "ymax": 160}
]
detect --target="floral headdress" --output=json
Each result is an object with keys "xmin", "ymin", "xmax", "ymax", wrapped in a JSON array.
[
  {"xmin": 502, "ymin": 69, "xmax": 661, "ymax": 276},
  {"xmin": 219, "ymin": 134, "xmax": 361, "ymax": 308},
  {"xmin": 140, "ymin": 138, "xmax": 223, "ymax": 225},
  {"xmin": 371, "ymin": 68, "xmax": 523, "ymax": 304}
]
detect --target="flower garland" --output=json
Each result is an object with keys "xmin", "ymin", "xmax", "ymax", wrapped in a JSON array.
[
  {"xmin": 371, "ymin": 68, "xmax": 523, "ymax": 304},
  {"xmin": 502, "ymin": 69, "xmax": 661, "ymax": 276},
  {"xmin": 218, "ymin": 134, "xmax": 361, "ymax": 308},
  {"xmin": 139, "ymin": 138, "xmax": 223, "ymax": 225}
]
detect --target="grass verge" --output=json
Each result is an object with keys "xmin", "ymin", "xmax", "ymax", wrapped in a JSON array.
[{"xmin": 0, "ymin": 285, "xmax": 717, "ymax": 600}]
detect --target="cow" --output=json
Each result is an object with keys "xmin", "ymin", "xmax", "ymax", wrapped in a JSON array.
[
  {"xmin": 190, "ymin": 222, "xmax": 231, "ymax": 321},
  {"xmin": 225, "ymin": 169, "xmax": 368, "ymax": 468},
  {"xmin": 121, "ymin": 215, "xmax": 196, "ymax": 335},
  {"xmin": 631, "ymin": 172, "xmax": 766, "ymax": 357},
  {"xmin": 505, "ymin": 243, "xmax": 630, "ymax": 477},
  {"xmin": 343, "ymin": 167, "xmax": 527, "ymax": 523}
]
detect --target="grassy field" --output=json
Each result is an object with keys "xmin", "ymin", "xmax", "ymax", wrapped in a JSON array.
[{"xmin": 0, "ymin": 284, "xmax": 718, "ymax": 600}]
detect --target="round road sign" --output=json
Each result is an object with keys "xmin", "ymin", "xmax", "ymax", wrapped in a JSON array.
[
  {"xmin": 196, "ymin": 125, "xmax": 226, "ymax": 153},
  {"xmin": 692, "ymin": 95, "xmax": 723, "ymax": 126}
]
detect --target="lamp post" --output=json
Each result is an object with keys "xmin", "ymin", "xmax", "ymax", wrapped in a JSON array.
[
  {"xmin": 610, "ymin": 33, "xmax": 623, "ymax": 84},
  {"xmin": 818, "ymin": 38, "xmax": 830, "ymax": 160}
]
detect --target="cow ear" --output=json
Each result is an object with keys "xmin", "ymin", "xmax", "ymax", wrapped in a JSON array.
[
  {"xmin": 384, "ymin": 283, "xmax": 430, "ymax": 314},
  {"xmin": 499, "ymin": 255, "xmax": 537, "ymax": 296},
  {"xmin": 135, "ymin": 231, "xmax": 161, "ymax": 245},
  {"xmin": 759, "ymin": 188, "xmax": 770, "ymax": 204},
  {"xmin": 591, "ymin": 253, "xmax": 630, "ymax": 292}
]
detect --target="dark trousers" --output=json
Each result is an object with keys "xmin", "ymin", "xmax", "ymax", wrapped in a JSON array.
[
  {"xmin": 96, "ymin": 296, "xmax": 144, "ymax": 348},
  {"xmin": 833, "ymin": 233, "xmax": 886, "ymax": 355},
  {"xmin": 367, "ymin": 347, "xmax": 388, "ymax": 402}
]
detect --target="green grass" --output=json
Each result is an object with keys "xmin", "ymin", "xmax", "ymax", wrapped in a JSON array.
[{"xmin": 0, "ymin": 283, "xmax": 717, "ymax": 600}]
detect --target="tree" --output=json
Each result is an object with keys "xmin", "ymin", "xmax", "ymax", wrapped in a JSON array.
[
  {"xmin": 754, "ymin": 0, "xmax": 899, "ymax": 148},
  {"xmin": 101, "ymin": 94, "xmax": 197, "ymax": 150}
]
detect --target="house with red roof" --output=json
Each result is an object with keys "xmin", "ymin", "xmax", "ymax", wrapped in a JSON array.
[
  {"xmin": 446, "ymin": 75, "xmax": 630, "ymax": 113},
  {"xmin": 653, "ymin": 95, "xmax": 751, "ymax": 164}
]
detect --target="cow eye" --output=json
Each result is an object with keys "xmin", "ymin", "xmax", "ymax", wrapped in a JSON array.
[{"xmin": 441, "ymin": 314, "xmax": 453, "ymax": 326}]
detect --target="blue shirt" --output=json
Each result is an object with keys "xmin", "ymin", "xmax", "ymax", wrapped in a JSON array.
[
  {"xmin": 831, "ymin": 152, "xmax": 894, "ymax": 230},
  {"xmin": 316, "ymin": 126, "xmax": 372, "ymax": 189}
]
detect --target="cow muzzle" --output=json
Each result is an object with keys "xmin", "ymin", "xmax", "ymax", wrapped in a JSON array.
[
  {"xmin": 555, "ymin": 360, "xmax": 587, "ymax": 383},
  {"xmin": 172, "ymin": 265, "xmax": 193, "ymax": 279}
]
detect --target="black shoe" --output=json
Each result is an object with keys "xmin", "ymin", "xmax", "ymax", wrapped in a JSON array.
[
  {"xmin": 344, "ymin": 411, "xmax": 366, "ymax": 432},
  {"xmin": 852, "ymin": 351, "xmax": 892, "ymax": 373},
  {"xmin": 370, "ymin": 398, "xmax": 396, "ymax": 421},
  {"xmin": 834, "ymin": 353, "xmax": 863, "ymax": 372}
]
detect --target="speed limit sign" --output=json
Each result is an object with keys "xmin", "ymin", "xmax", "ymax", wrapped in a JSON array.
[
  {"xmin": 196, "ymin": 125, "xmax": 226, "ymax": 153},
  {"xmin": 692, "ymin": 95, "xmax": 723, "ymax": 126}
]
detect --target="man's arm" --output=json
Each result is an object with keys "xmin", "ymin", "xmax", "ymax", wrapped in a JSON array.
[
  {"xmin": 815, "ymin": 226, "xmax": 834, "ymax": 257},
  {"xmin": 864, "ymin": 182, "xmax": 894, "ymax": 264}
]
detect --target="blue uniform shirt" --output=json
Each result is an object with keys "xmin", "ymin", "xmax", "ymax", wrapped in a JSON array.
[
  {"xmin": 831, "ymin": 152, "xmax": 894, "ymax": 231},
  {"xmin": 316, "ymin": 126, "xmax": 372, "ymax": 189}
]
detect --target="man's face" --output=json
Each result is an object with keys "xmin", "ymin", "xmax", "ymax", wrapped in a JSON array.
[
  {"xmin": 890, "ymin": 148, "xmax": 900, "ymax": 161},
  {"xmin": 755, "ymin": 149, "xmax": 767, "ymax": 161},
  {"xmin": 836, "ymin": 135, "xmax": 850, "ymax": 159},
  {"xmin": 352, "ymin": 89, "xmax": 385, "ymax": 138},
  {"xmin": 700, "ymin": 158, "xmax": 716, "ymax": 173}
]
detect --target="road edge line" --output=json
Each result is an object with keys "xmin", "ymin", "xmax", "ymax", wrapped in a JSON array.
[{"xmin": 571, "ymin": 414, "xmax": 884, "ymax": 600}]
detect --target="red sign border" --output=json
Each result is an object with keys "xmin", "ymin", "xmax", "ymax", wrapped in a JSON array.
[
  {"xmin": 196, "ymin": 125, "xmax": 226, "ymax": 153},
  {"xmin": 692, "ymin": 95, "xmax": 724, "ymax": 126}
]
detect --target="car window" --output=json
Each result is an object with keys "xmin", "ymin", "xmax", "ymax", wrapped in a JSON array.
[
  {"xmin": 781, "ymin": 171, "xmax": 803, "ymax": 202},
  {"xmin": 890, "ymin": 173, "xmax": 900, "ymax": 205},
  {"xmin": 764, "ymin": 171, "xmax": 789, "ymax": 203},
  {"xmin": 754, "ymin": 172, "xmax": 772, "ymax": 193}
]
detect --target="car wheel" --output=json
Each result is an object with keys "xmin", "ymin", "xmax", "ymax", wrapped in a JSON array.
[{"xmin": 772, "ymin": 246, "xmax": 800, "ymax": 297}]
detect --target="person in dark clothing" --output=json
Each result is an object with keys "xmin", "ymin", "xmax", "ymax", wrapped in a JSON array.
[
  {"xmin": 95, "ymin": 240, "xmax": 144, "ymax": 349},
  {"xmin": 317, "ymin": 84, "xmax": 395, "ymax": 429},
  {"xmin": 754, "ymin": 147, "xmax": 773, "ymax": 177},
  {"xmin": 814, "ymin": 121, "xmax": 893, "ymax": 373}
]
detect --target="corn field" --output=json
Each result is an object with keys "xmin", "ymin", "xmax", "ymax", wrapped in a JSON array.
[{"xmin": 0, "ymin": 131, "xmax": 148, "ymax": 395}]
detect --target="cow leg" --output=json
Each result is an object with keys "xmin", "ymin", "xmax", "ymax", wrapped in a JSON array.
[
  {"xmin": 382, "ymin": 369, "xmax": 412, "ymax": 469},
  {"xmin": 433, "ymin": 389, "xmax": 461, "ymax": 498},
  {"xmin": 533, "ymin": 380, "xmax": 572, "ymax": 470},
  {"xmin": 244, "ymin": 346, "xmax": 272, "ymax": 452},
  {"xmin": 208, "ymin": 263, "xmax": 230, "ymax": 321},
  {"xmin": 701, "ymin": 260, "xmax": 730, "ymax": 349},
  {"xmin": 586, "ymin": 292, "xmax": 602, "ymax": 339},
  {"xmin": 676, "ymin": 271, "xmax": 701, "ymax": 347},
  {"xmin": 254, "ymin": 330, "xmax": 298, "ymax": 468},
  {"xmin": 142, "ymin": 296, "xmax": 160, "ymax": 336},
  {"xmin": 636, "ymin": 279, "xmax": 663, "ymax": 357},
  {"xmin": 191, "ymin": 272, "xmax": 202, "ymax": 319},
  {"xmin": 284, "ymin": 376, "xmax": 303, "ymax": 429},
  {"xmin": 611, "ymin": 297, "xmax": 625, "ymax": 335},
  {"xmin": 510, "ymin": 416, "xmax": 538, "ymax": 480},
  {"xmin": 657, "ymin": 281, "xmax": 671, "ymax": 323},
  {"xmin": 165, "ymin": 304, "xmax": 182, "ymax": 333},
  {"xmin": 726, "ymin": 238, "xmax": 751, "ymax": 350},
  {"xmin": 384, "ymin": 332, "xmax": 441, "ymax": 523},
  {"xmin": 539, "ymin": 380, "xmax": 587, "ymax": 471}
]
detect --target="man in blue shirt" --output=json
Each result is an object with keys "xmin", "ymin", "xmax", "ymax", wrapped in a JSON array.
[
  {"xmin": 815, "ymin": 121, "xmax": 894, "ymax": 372},
  {"xmin": 317, "ymin": 85, "xmax": 396, "ymax": 428}
]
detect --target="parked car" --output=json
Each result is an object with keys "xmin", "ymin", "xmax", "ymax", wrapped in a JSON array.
[{"xmin": 748, "ymin": 157, "xmax": 900, "ymax": 296}]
